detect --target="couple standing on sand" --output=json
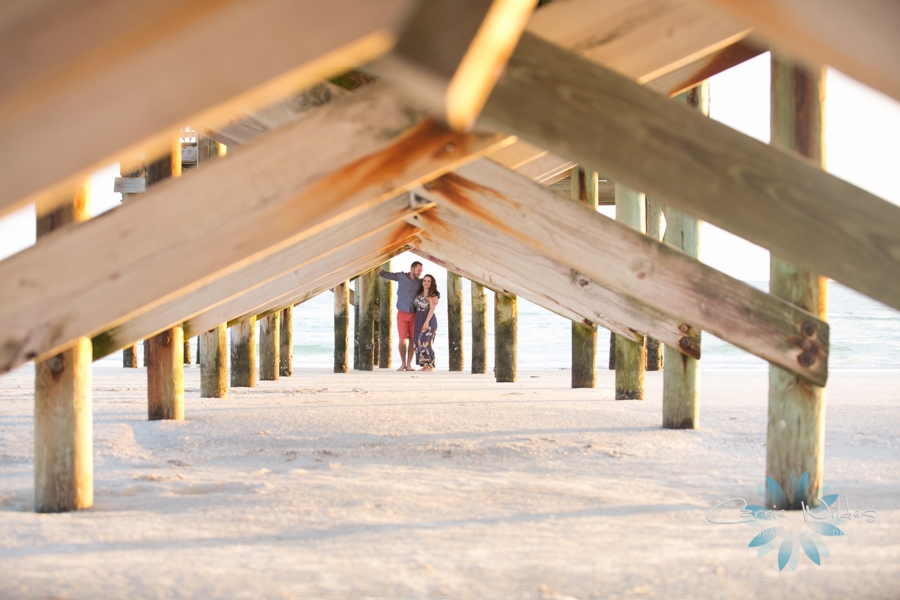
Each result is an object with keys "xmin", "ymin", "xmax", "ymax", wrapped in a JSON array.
[{"xmin": 378, "ymin": 261, "xmax": 440, "ymax": 372}]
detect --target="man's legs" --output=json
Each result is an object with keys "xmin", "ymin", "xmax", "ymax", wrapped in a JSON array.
[
  {"xmin": 396, "ymin": 310, "xmax": 414, "ymax": 370},
  {"xmin": 397, "ymin": 338, "xmax": 408, "ymax": 371}
]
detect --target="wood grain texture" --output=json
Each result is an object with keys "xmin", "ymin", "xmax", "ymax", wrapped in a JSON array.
[
  {"xmin": 258, "ymin": 313, "xmax": 279, "ymax": 381},
  {"xmin": 146, "ymin": 327, "xmax": 184, "ymax": 420},
  {"xmin": 471, "ymin": 282, "xmax": 488, "ymax": 374},
  {"xmin": 481, "ymin": 32, "xmax": 900, "ymax": 316},
  {"xmin": 447, "ymin": 271, "xmax": 464, "ymax": 372},
  {"xmin": 378, "ymin": 261, "xmax": 393, "ymax": 369},
  {"xmin": 494, "ymin": 292, "xmax": 517, "ymax": 383},
  {"xmin": 614, "ymin": 182, "xmax": 647, "ymax": 400},
  {"xmin": 2, "ymin": 83, "xmax": 510, "ymax": 374},
  {"xmin": 200, "ymin": 324, "xmax": 227, "ymax": 398},
  {"xmin": 701, "ymin": 0, "xmax": 900, "ymax": 102},
  {"xmin": 334, "ymin": 281, "xmax": 350, "ymax": 374},
  {"xmin": 415, "ymin": 158, "xmax": 828, "ymax": 385},
  {"xmin": 230, "ymin": 317, "xmax": 255, "ymax": 388},
  {"xmin": 663, "ymin": 84, "xmax": 707, "ymax": 429},
  {"xmin": 412, "ymin": 207, "xmax": 700, "ymax": 351},
  {"xmin": 279, "ymin": 307, "xmax": 293, "ymax": 377},
  {"xmin": 570, "ymin": 166, "xmax": 597, "ymax": 389},
  {"xmin": 766, "ymin": 55, "xmax": 827, "ymax": 509},
  {"xmin": 358, "ymin": 269, "xmax": 378, "ymax": 371},
  {"xmin": 0, "ymin": 0, "xmax": 414, "ymax": 218}
]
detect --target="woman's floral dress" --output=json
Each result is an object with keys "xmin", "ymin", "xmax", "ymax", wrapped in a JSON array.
[{"xmin": 413, "ymin": 294, "xmax": 437, "ymax": 368}]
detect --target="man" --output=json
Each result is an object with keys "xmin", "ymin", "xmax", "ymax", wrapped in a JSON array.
[{"xmin": 378, "ymin": 261, "xmax": 423, "ymax": 371}]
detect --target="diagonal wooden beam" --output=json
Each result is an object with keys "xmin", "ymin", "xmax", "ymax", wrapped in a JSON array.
[
  {"xmin": 185, "ymin": 229, "xmax": 418, "ymax": 337},
  {"xmin": 0, "ymin": 0, "xmax": 417, "ymax": 218},
  {"xmin": 91, "ymin": 195, "xmax": 426, "ymax": 359},
  {"xmin": 410, "ymin": 208, "xmax": 700, "ymax": 355},
  {"xmin": 414, "ymin": 159, "xmax": 830, "ymax": 385},
  {"xmin": 699, "ymin": 0, "xmax": 900, "ymax": 102},
  {"xmin": 480, "ymin": 32, "xmax": 900, "ymax": 315},
  {"xmin": 0, "ymin": 83, "xmax": 512, "ymax": 374}
]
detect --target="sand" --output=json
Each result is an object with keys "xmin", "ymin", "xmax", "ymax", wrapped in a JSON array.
[{"xmin": 1, "ymin": 363, "xmax": 899, "ymax": 599}]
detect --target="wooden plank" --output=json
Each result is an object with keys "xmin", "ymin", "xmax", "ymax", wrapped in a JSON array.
[
  {"xmin": 0, "ymin": 0, "xmax": 415, "ymax": 218},
  {"xmin": 526, "ymin": 0, "xmax": 751, "ymax": 84},
  {"xmin": 113, "ymin": 177, "xmax": 146, "ymax": 195},
  {"xmin": 767, "ymin": 55, "xmax": 827, "ymax": 508},
  {"xmin": 700, "ymin": 0, "xmax": 900, "ymax": 102},
  {"xmin": 1, "ymin": 83, "xmax": 512, "ymax": 374},
  {"xmin": 480, "ymin": 32, "xmax": 900, "ymax": 315},
  {"xmin": 183, "ymin": 227, "xmax": 418, "ymax": 339},
  {"xmin": 412, "ymin": 206, "xmax": 702, "ymax": 353},
  {"xmin": 415, "ymin": 158, "xmax": 829, "ymax": 385},
  {"xmin": 90, "ymin": 181, "xmax": 429, "ymax": 363}
]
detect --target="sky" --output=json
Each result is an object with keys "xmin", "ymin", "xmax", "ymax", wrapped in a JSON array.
[{"xmin": 1, "ymin": 54, "xmax": 899, "ymax": 282}]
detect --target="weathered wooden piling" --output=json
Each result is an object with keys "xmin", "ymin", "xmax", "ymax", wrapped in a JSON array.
[
  {"xmin": 183, "ymin": 338, "xmax": 191, "ymax": 365},
  {"xmin": 663, "ymin": 83, "xmax": 706, "ymax": 429},
  {"xmin": 378, "ymin": 261, "xmax": 393, "ymax": 369},
  {"xmin": 447, "ymin": 271, "xmax": 464, "ymax": 371},
  {"xmin": 258, "ymin": 313, "xmax": 279, "ymax": 380},
  {"xmin": 471, "ymin": 282, "xmax": 488, "ymax": 374},
  {"xmin": 614, "ymin": 183, "xmax": 647, "ymax": 399},
  {"xmin": 334, "ymin": 281, "xmax": 350, "ymax": 373},
  {"xmin": 147, "ymin": 327, "xmax": 184, "ymax": 419},
  {"xmin": 494, "ymin": 292, "xmax": 517, "ymax": 382},
  {"xmin": 279, "ymin": 306, "xmax": 293, "ymax": 377},
  {"xmin": 767, "ymin": 55, "xmax": 827, "ymax": 508},
  {"xmin": 570, "ymin": 165, "xmax": 598, "ymax": 388},
  {"xmin": 353, "ymin": 278, "xmax": 361, "ymax": 370},
  {"xmin": 200, "ymin": 324, "xmax": 227, "ymax": 398},
  {"xmin": 118, "ymin": 160, "xmax": 143, "ymax": 368},
  {"xmin": 196, "ymin": 135, "xmax": 227, "ymax": 389},
  {"xmin": 146, "ymin": 143, "xmax": 183, "ymax": 418},
  {"xmin": 34, "ymin": 182, "xmax": 92, "ymax": 513},
  {"xmin": 358, "ymin": 269, "xmax": 378, "ymax": 370},
  {"xmin": 230, "ymin": 316, "xmax": 256, "ymax": 387},
  {"xmin": 645, "ymin": 196, "xmax": 664, "ymax": 371}
]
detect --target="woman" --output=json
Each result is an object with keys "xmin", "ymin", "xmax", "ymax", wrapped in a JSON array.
[{"xmin": 413, "ymin": 274, "xmax": 440, "ymax": 371}]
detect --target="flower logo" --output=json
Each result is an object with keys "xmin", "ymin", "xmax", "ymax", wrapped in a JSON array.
[{"xmin": 743, "ymin": 470, "xmax": 844, "ymax": 572}]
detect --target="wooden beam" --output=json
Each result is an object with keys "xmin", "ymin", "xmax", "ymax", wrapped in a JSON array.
[
  {"xmin": 0, "ymin": 83, "xmax": 511, "ymax": 374},
  {"xmin": 471, "ymin": 282, "xmax": 488, "ymax": 375},
  {"xmin": 526, "ymin": 0, "xmax": 751, "ymax": 85},
  {"xmin": 230, "ymin": 317, "xmax": 256, "ymax": 388},
  {"xmin": 334, "ymin": 281, "xmax": 350, "ymax": 374},
  {"xmin": 0, "ymin": 0, "xmax": 415, "ymax": 218},
  {"xmin": 183, "ymin": 227, "xmax": 418, "ymax": 338},
  {"xmin": 411, "ymin": 205, "xmax": 703, "ymax": 354},
  {"xmin": 570, "ymin": 166, "xmax": 598, "ymax": 389},
  {"xmin": 258, "ymin": 313, "xmax": 279, "ymax": 381},
  {"xmin": 358, "ymin": 269, "xmax": 378, "ymax": 370},
  {"xmin": 200, "ymin": 324, "xmax": 227, "ymax": 399},
  {"xmin": 91, "ymin": 195, "xmax": 426, "ymax": 360},
  {"xmin": 378, "ymin": 260, "xmax": 393, "ymax": 369},
  {"xmin": 415, "ymin": 159, "xmax": 829, "ymax": 385},
  {"xmin": 480, "ymin": 32, "xmax": 900, "ymax": 315},
  {"xmin": 700, "ymin": 0, "xmax": 900, "ymax": 102},
  {"xmin": 446, "ymin": 271, "xmax": 464, "ymax": 372},
  {"xmin": 494, "ymin": 292, "xmax": 517, "ymax": 382},
  {"xmin": 279, "ymin": 307, "xmax": 293, "ymax": 378},
  {"xmin": 614, "ymin": 183, "xmax": 647, "ymax": 400}
]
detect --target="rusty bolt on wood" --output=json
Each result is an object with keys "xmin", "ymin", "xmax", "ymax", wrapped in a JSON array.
[
  {"xmin": 798, "ymin": 351, "xmax": 816, "ymax": 367},
  {"xmin": 48, "ymin": 355, "xmax": 65, "ymax": 375},
  {"xmin": 801, "ymin": 321, "xmax": 817, "ymax": 337}
]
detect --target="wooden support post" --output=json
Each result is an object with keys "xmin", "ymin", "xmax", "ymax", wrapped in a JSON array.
[
  {"xmin": 146, "ymin": 143, "xmax": 183, "ymax": 419},
  {"xmin": 353, "ymin": 278, "xmax": 361, "ymax": 370},
  {"xmin": 570, "ymin": 166, "xmax": 598, "ymax": 388},
  {"xmin": 663, "ymin": 84, "xmax": 707, "ymax": 429},
  {"xmin": 200, "ymin": 324, "xmax": 227, "ymax": 398},
  {"xmin": 147, "ymin": 327, "xmax": 184, "ymax": 420},
  {"xmin": 614, "ymin": 183, "xmax": 646, "ymax": 400},
  {"xmin": 359, "ymin": 270, "xmax": 377, "ymax": 371},
  {"xmin": 34, "ymin": 182, "xmax": 92, "ymax": 513},
  {"xmin": 494, "ymin": 292, "xmax": 517, "ymax": 383},
  {"xmin": 470, "ymin": 281, "xmax": 487, "ymax": 375},
  {"xmin": 258, "ymin": 313, "xmax": 279, "ymax": 381},
  {"xmin": 334, "ymin": 282, "xmax": 350, "ymax": 373},
  {"xmin": 378, "ymin": 261, "xmax": 393, "ymax": 369},
  {"xmin": 471, "ymin": 282, "xmax": 487, "ymax": 374},
  {"xmin": 230, "ymin": 317, "xmax": 256, "ymax": 388},
  {"xmin": 608, "ymin": 333, "xmax": 616, "ymax": 370},
  {"xmin": 120, "ymin": 159, "xmax": 142, "ymax": 370},
  {"xmin": 767, "ymin": 56, "xmax": 827, "ymax": 508},
  {"xmin": 447, "ymin": 271, "xmax": 464, "ymax": 371},
  {"xmin": 645, "ymin": 196, "xmax": 664, "ymax": 371},
  {"xmin": 279, "ymin": 306, "xmax": 293, "ymax": 377}
]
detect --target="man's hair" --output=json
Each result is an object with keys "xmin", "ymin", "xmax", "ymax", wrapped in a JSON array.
[{"xmin": 410, "ymin": 261, "xmax": 423, "ymax": 270}]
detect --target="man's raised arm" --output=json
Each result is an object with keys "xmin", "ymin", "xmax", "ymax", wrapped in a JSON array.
[{"xmin": 378, "ymin": 267, "xmax": 401, "ymax": 281}]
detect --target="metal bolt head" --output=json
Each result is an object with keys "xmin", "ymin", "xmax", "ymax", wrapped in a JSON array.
[
  {"xmin": 798, "ymin": 351, "xmax": 815, "ymax": 367},
  {"xmin": 801, "ymin": 321, "xmax": 817, "ymax": 337},
  {"xmin": 444, "ymin": 142, "xmax": 456, "ymax": 152},
  {"xmin": 159, "ymin": 333, "xmax": 171, "ymax": 346},
  {"xmin": 48, "ymin": 355, "xmax": 65, "ymax": 375},
  {"xmin": 423, "ymin": 181, "xmax": 434, "ymax": 190},
  {"xmin": 679, "ymin": 337, "xmax": 693, "ymax": 349}
]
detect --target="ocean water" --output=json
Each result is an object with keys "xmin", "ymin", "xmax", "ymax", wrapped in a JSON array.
[{"xmin": 97, "ymin": 269, "xmax": 900, "ymax": 372}]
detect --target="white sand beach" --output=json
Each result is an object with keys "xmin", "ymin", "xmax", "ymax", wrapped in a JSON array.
[{"xmin": 1, "ymin": 365, "xmax": 899, "ymax": 599}]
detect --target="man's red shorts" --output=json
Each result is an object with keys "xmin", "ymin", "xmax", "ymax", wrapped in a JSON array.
[{"xmin": 397, "ymin": 310, "xmax": 416, "ymax": 341}]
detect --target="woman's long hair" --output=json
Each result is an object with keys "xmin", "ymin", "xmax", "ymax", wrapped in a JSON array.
[{"xmin": 418, "ymin": 274, "xmax": 440, "ymax": 298}]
